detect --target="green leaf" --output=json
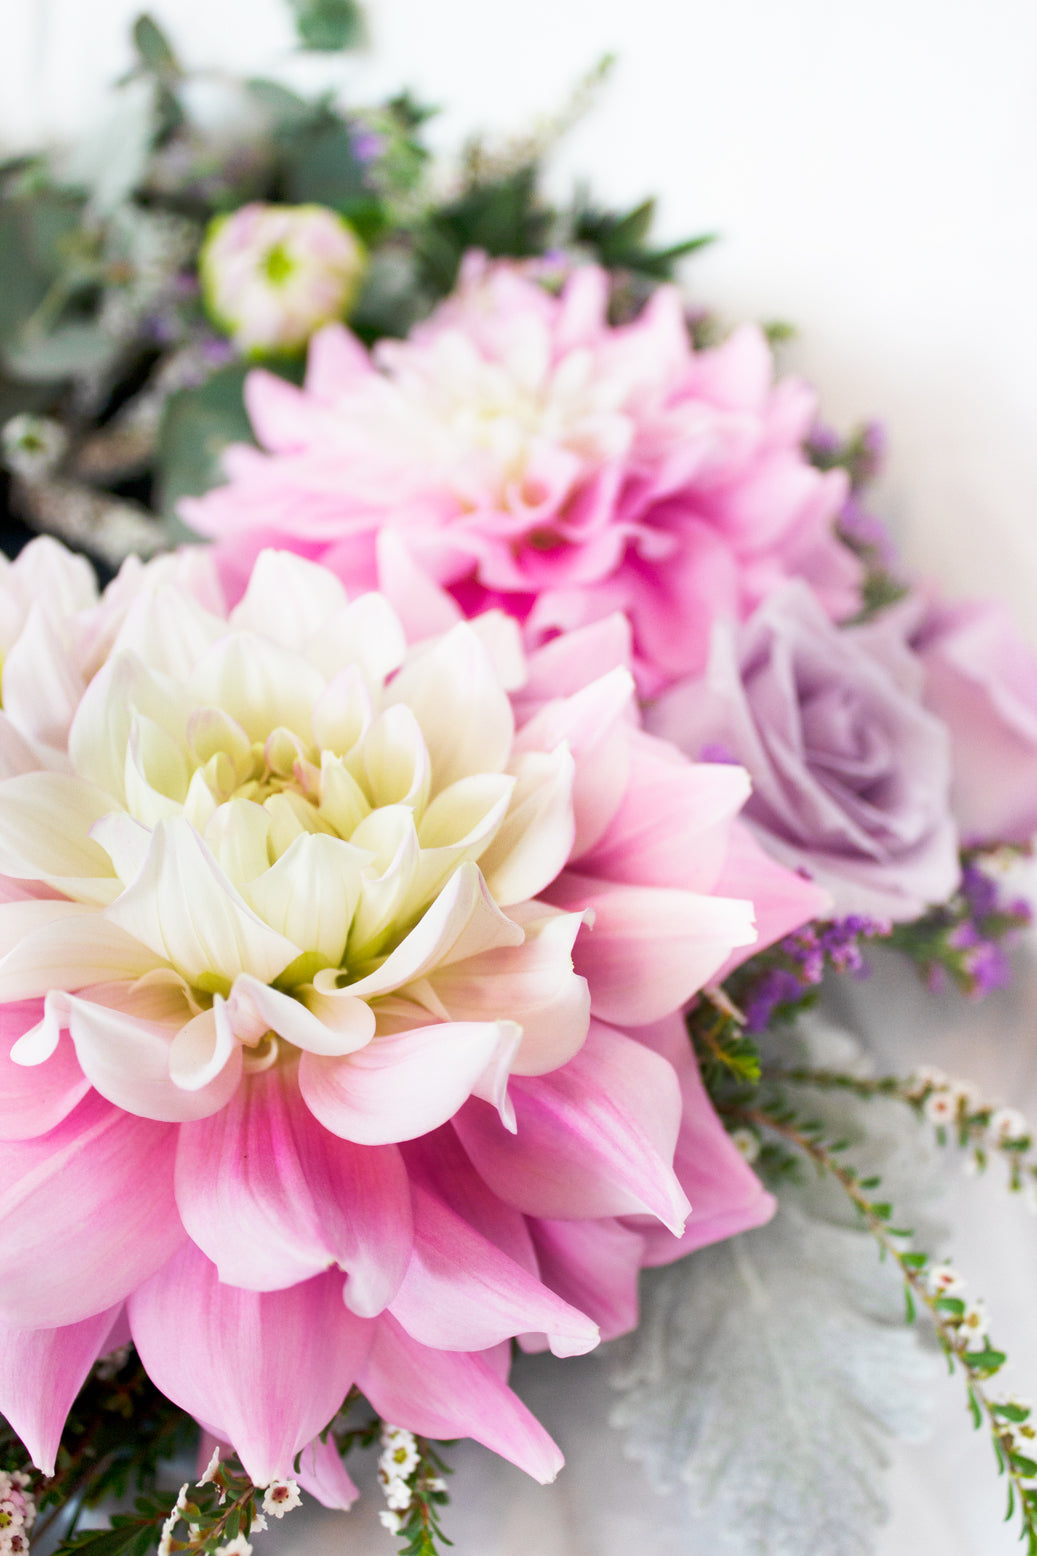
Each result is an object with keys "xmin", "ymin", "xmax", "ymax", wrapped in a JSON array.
[
  {"xmin": 131, "ymin": 14, "xmax": 180, "ymax": 75},
  {"xmin": 288, "ymin": 0, "xmax": 365, "ymax": 51},
  {"xmin": 245, "ymin": 78, "xmax": 320, "ymax": 133},
  {"xmin": 0, "ymin": 191, "xmax": 86, "ymax": 347},
  {"xmin": 282, "ymin": 122, "xmax": 371, "ymax": 210},
  {"xmin": 55, "ymin": 77, "xmax": 157, "ymax": 214},
  {"xmin": 4, "ymin": 322, "xmax": 119, "ymax": 382},
  {"xmin": 156, "ymin": 364, "xmax": 255, "ymax": 535}
]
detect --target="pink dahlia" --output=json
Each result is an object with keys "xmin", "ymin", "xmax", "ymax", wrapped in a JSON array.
[
  {"xmin": 0, "ymin": 541, "xmax": 825, "ymax": 1500},
  {"xmin": 182, "ymin": 253, "xmax": 862, "ymax": 694}
]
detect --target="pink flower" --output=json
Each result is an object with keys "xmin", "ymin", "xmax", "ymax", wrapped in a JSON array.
[
  {"xmin": 200, "ymin": 204, "xmax": 366, "ymax": 356},
  {"xmin": 912, "ymin": 596, "xmax": 1037, "ymax": 846},
  {"xmin": 0, "ymin": 546, "xmax": 823, "ymax": 1496},
  {"xmin": 182, "ymin": 254, "xmax": 862, "ymax": 693}
]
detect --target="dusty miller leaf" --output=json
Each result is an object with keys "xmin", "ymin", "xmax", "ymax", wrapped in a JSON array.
[
  {"xmin": 54, "ymin": 77, "xmax": 157, "ymax": 216},
  {"xmin": 608, "ymin": 1019, "xmax": 944, "ymax": 1556}
]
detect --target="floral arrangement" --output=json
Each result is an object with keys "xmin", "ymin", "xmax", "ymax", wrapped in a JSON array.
[{"xmin": 2, "ymin": 10, "xmax": 1037, "ymax": 1556}]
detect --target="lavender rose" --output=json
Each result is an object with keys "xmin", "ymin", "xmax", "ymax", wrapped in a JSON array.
[
  {"xmin": 912, "ymin": 597, "xmax": 1037, "ymax": 846},
  {"xmin": 649, "ymin": 580, "xmax": 960, "ymax": 920}
]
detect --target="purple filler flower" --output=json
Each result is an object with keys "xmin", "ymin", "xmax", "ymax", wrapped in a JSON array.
[{"xmin": 651, "ymin": 579, "xmax": 961, "ymax": 921}]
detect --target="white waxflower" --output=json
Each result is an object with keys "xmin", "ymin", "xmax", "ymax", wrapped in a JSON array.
[
  {"xmin": 959, "ymin": 1299, "xmax": 990, "ymax": 1347},
  {"xmin": 990, "ymin": 1106, "xmax": 1029, "ymax": 1144},
  {"xmin": 906, "ymin": 1065, "xmax": 950, "ymax": 1098},
  {"xmin": 926, "ymin": 1263, "xmax": 965, "ymax": 1297},
  {"xmin": 1, "ymin": 414, "xmax": 68, "ymax": 480},
  {"xmin": 379, "ymin": 1509, "xmax": 404, "ymax": 1534},
  {"xmin": 214, "ymin": 1537, "xmax": 252, "ymax": 1556},
  {"xmin": 261, "ymin": 1479, "xmax": 302, "ymax": 1519},
  {"xmin": 924, "ymin": 1091, "xmax": 958, "ymax": 1126},
  {"xmin": 198, "ymin": 1446, "xmax": 222, "ymax": 1486},
  {"xmin": 383, "ymin": 1477, "xmax": 413, "ymax": 1512},
  {"xmin": 728, "ymin": 1126, "xmax": 760, "ymax": 1164}
]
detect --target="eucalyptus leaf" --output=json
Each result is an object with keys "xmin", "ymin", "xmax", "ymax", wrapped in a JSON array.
[
  {"xmin": 156, "ymin": 364, "xmax": 253, "ymax": 537},
  {"xmin": 288, "ymin": 0, "xmax": 365, "ymax": 51},
  {"xmin": 283, "ymin": 121, "xmax": 371, "ymax": 210},
  {"xmin": 0, "ymin": 192, "xmax": 85, "ymax": 344},
  {"xmin": 131, "ymin": 14, "xmax": 180, "ymax": 76},
  {"xmin": 4, "ymin": 324, "xmax": 119, "ymax": 383},
  {"xmin": 55, "ymin": 77, "xmax": 158, "ymax": 215}
]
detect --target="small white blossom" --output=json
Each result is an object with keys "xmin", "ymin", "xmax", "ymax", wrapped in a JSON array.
[
  {"xmin": 157, "ymin": 1483, "xmax": 190, "ymax": 1556},
  {"xmin": 1, "ymin": 414, "xmax": 68, "ymax": 479},
  {"xmin": 926, "ymin": 1263, "xmax": 965, "ymax": 1297},
  {"xmin": 379, "ymin": 1509, "xmax": 404, "ymax": 1535},
  {"xmin": 383, "ymin": 1477, "xmax": 413, "ymax": 1512},
  {"xmin": 960, "ymin": 1299, "xmax": 990, "ymax": 1347},
  {"xmin": 214, "ymin": 1537, "xmax": 252, "ymax": 1556},
  {"xmin": 924, "ymin": 1091, "xmax": 958, "ymax": 1126},
  {"xmin": 990, "ymin": 1106, "xmax": 1029, "ymax": 1144},
  {"xmin": 907, "ymin": 1065, "xmax": 950, "ymax": 1098},
  {"xmin": 251, "ymin": 1513, "xmax": 268, "ymax": 1533},
  {"xmin": 425, "ymin": 1476, "xmax": 447, "ymax": 1494},
  {"xmin": 261, "ymin": 1479, "xmax": 302, "ymax": 1519},
  {"xmin": 950, "ymin": 1080, "xmax": 983, "ymax": 1114},
  {"xmin": 198, "ymin": 1446, "xmax": 222, "ymax": 1487},
  {"xmin": 729, "ymin": 1127, "xmax": 760, "ymax": 1164}
]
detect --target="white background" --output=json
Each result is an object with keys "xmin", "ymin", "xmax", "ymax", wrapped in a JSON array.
[{"xmin": 2, "ymin": 2, "xmax": 1037, "ymax": 1552}]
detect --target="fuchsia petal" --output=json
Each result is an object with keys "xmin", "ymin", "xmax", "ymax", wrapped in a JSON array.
[
  {"xmin": 547, "ymin": 872, "xmax": 757, "ymax": 1026},
  {"xmin": 630, "ymin": 1012, "xmax": 776, "ymax": 1263},
  {"xmin": 453, "ymin": 1021, "xmax": 689, "ymax": 1233},
  {"xmin": 388, "ymin": 1184, "xmax": 599, "ymax": 1358},
  {"xmin": 711, "ymin": 820, "xmax": 832, "ymax": 980},
  {"xmin": 0, "ymin": 1091, "xmax": 182, "ymax": 1327},
  {"xmin": 0, "ymin": 1305, "xmax": 123, "ymax": 1475},
  {"xmin": 175, "ymin": 1063, "xmax": 412, "ymax": 1313},
  {"xmin": 528, "ymin": 1216, "xmax": 645, "ymax": 1344},
  {"xmin": 358, "ymin": 1315, "xmax": 564, "ymax": 1484},
  {"xmin": 129, "ymin": 1244, "xmax": 372, "ymax": 1487},
  {"xmin": 0, "ymin": 997, "xmax": 88, "ymax": 1140},
  {"xmin": 299, "ymin": 1019, "xmax": 521, "ymax": 1145},
  {"xmin": 294, "ymin": 1432, "xmax": 360, "ymax": 1510}
]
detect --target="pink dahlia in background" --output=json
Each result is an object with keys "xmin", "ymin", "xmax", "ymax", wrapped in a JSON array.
[
  {"xmin": 182, "ymin": 252, "xmax": 862, "ymax": 693},
  {"xmin": 0, "ymin": 542, "xmax": 826, "ymax": 1502}
]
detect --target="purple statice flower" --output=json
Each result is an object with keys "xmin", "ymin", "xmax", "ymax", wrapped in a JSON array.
[
  {"xmin": 738, "ymin": 913, "xmax": 891, "ymax": 1032},
  {"xmin": 348, "ymin": 122, "xmax": 385, "ymax": 166}
]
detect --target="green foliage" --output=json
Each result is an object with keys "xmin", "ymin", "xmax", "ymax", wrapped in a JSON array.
[
  {"xmin": 156, "ymin": 364, "xmax": 254, "ymax": 534},
  {"xmin": 572, "ymin": 194, "xmax": 715, "ymax": 280},
  {"xmin": 412, "ymin": 166, "xmax": 554, "ymax": 296},
  {"xmin": 288, "ymin": 0, "xmax": 365, "ymax": 51},
  {"xmin": 131, "ymin": 15, "xmax": 181, "ymax": 78}
]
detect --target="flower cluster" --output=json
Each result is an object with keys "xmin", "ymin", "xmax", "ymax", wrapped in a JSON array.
[
  {"xmin": 0, "ymin": 534, "xmax": 828, "ymax": 1499},
  {"xmin": 0, "ymin": 1471, "xmax": 34, "ymax": 1556},
  {"xmin": 731, "ymin": 914, "xmax": 891, "ymax": 1034}
]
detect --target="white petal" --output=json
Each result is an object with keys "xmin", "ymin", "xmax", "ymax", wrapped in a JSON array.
[
  {"xmin": 0, "ymin": 772, "xmax": 119, "ymax": 902},
  {"xmin": 230, "ymin": 551, "xmax": 350, "ymax": 649},
  {"xmin": 189, "ymin": 632, "xmax": 323, "ymax": 744},
  {"xmin": 360, "ymin": 705, "xmax": 431, "ymax": 812},
  {"xmin": 104, "ymin": 817, "xmax": 299, "ymax": 989},
  {"xmin": 169, "ymin": 998, "xmax": 240, "ymax": 1091},
  {"xmin": 0, "ymin": 912, "xmax": 165, "ymax": 1000},
  {"xmin": 306, "ymin": 594, "xmax": 407, "ymax": 689},
  {"xmin": 245, "ymin": 833, "xmax": 367, "ymax": 967},
  {"xmin": 479, "ymin": 747, "xmax": 576, "ymax": 906},
  {"xmin": 229, "ymin": 973, "xmax": 375, "ymax": 1057},
  {"xmin": 386, "ymin": 623, "xmax": 514, "ymax": 794}
]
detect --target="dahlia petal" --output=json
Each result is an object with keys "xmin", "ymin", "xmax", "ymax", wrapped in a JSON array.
[
  {"xmin": 230, "ymin": 549, "xmax": 349, "ymax": 648},
  {"xmin": 0, "ymin": 710, "xmax": 63, "ymax": 781},
  {"xmin": 244, "ymin": 833, "xmax": 367, "ymax": 968},
  {"xmin": 454, "ymin": 1020, "xmax": 689, "ymax": 1233},
  {"xmin": 375, "ymin": 529, "xmax": 464, "ymax": 640},
  {"xmin": 582, "ymin": 736, "xmax": 752, "ymax": 893},
  {"xmin": 522, "ymin": 613, "xmax": 633, "ymax": 706},
  {"xmin": 1, "ymin": 604, "xmax": 82, "ymax": 748},
  {"xmin": 514, "ymin": 667, "xmax": 635, "ymax": 856},
  {"xmin": 299, "ymin": 1019, "xmax": 522, "ymax": 1145},
  {"xmin": 304, "ymin": 322, "xmax": 373, "ymax": 399},
  {"xmin": 294, "ymin": 1432, "xmax": 360, "ymax": 1510},
  {"xmin": 329, "ymin": 860, "xmax": 523, "ymax": 1000},
  {"xmin": 0, "ymin": 911, "xmax": 165, "ymax": 1000},
  {"xmin": 0, "ymin": 997, "xmax": 88, "ymax": 1140},
  {"xmin": 0, "ymin": 1091, "xmax": 182, "ymax": 1327},
  {"xmin": 105, "ymin": 817, "xmax": 299, "ymax": 988},
  {"xmin": 0, "ymin": 772, "xmax": 118, "ymax": 897},
  {"xmin": 358, "ymin": 1316, "xmax": 564, "ymax": 1484},
  {"xmin": 479, "ymin": 746, "xmax": 576, "ymax": 906},
  {"xmin": 66, "ymin": 992, "xmax": 240, "ymax": 1121},
  {"xmin": 307, "ymin": 593, "xmax": 408, "ymax": 689},
  {"xmin": 0, "ymin": 1305, "xmax": 123, "ymax": 1475},
  {"xmin": 389, "ymin": 1184, "xmax": 599, "ymax": 1357},
  {"xmin": 546, "ymin": 872, "xmax": 757, "ymax": 1025},
  {"xmin": 386, "ymin": 622, "xmax": 514, "ymax": 792},
  {"xmin": 130, "ymin": 1246, "xmax": 372, "ymax": 1487},
  {"xmin": 711, "ymin": 820, "xmax": 832, "ymax": 979},
  {"xmin": 527, "ymin": 1216, "xmax": 645, "ymax": 1343},
  {"xmin": 630, "ymin": 1013, "xmax": 776, "ymax": 1262},
  {"xmin": 175, "ymin": 1063, "xmax": 412, "ymax": 1311},
  {"xmin": 168, "ymin": 1000, "xmax": 242, "ymax": 1093},
  {"xmin": 230, "ymin": 974, "xmax": 375, "ymax": 1057},
  {"xmin": 423, "ymin": 908, "xmax": 590, "ymax": 1076},
  {"xmin": 188, "ymin": 631, "xmax": 324, "ymax": 744},
  {"xmin": 402, "ymin": 1126, "xmax": 539, "ymax": 1275}
]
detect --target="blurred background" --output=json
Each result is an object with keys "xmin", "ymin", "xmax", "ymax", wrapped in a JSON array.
[{"xmin": 1, "ymin": 3, "xmax": 1036, "ymax": 1552}]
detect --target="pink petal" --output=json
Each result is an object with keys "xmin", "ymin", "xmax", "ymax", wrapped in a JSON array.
[
  {"xmin": 129, "ymin": 1247, "xmax": 372, "ymax": 1487},
  {"xmin": 0, "ymin": 997, "xmax": 88, "ymax": 1140},
  {"xmin": 175, "ymin": 1063, "xmax": 412, "ymax": 1313},
  {"xmin": 0, "ymin": 1305, "xmax": 123, "ymax": 1474},
  {"xmin": 630, "ymin": 1013, "xmax": 776, "ymax": 1264},
  {"xmin": 0, "ymin": 1091, "xmax": 183, "ymax": 1327},
  {"xmin": 528, "ymin": 1216, "xmax": 646, "ymax": 1343},
  {"xmin": 300, "ymin": 1019, "xmax": 521, "ymax": 1145},
  {"xmin": 388, "ymin": 1184, "xmax": 599, "ymax": 1357},
  {"xmin": 454, "ymin": 1020, "xmax": 689, "ymax": 1233},
  {"xmin": 514, "ymin": 667, "xmax": 635, "ymax": 857},
  {"xmin": 358, "ymin": 1315, "xmax": 564, "ymax": 1484},
  {"xmin": 546, "ymin": 871, "xmax": 757, "ymax": 1026},
  {"xmin": 294, "ymin": 1432, "xmax": 360, "ymax": 1510},
  {"xmin": 711, "ymin": 821, "xmax": 832, "ymax": 980},
  {"xmin": 304, "ymin": 322, "xmax": 373, "ymax": 401},
  {"xmin": 402, "ymin": 1126, "xmax": 539, "ymax": 1274},
  {"xmin": 66, "ymin": 992, "xmax": 242, "ymax": 1122}
]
